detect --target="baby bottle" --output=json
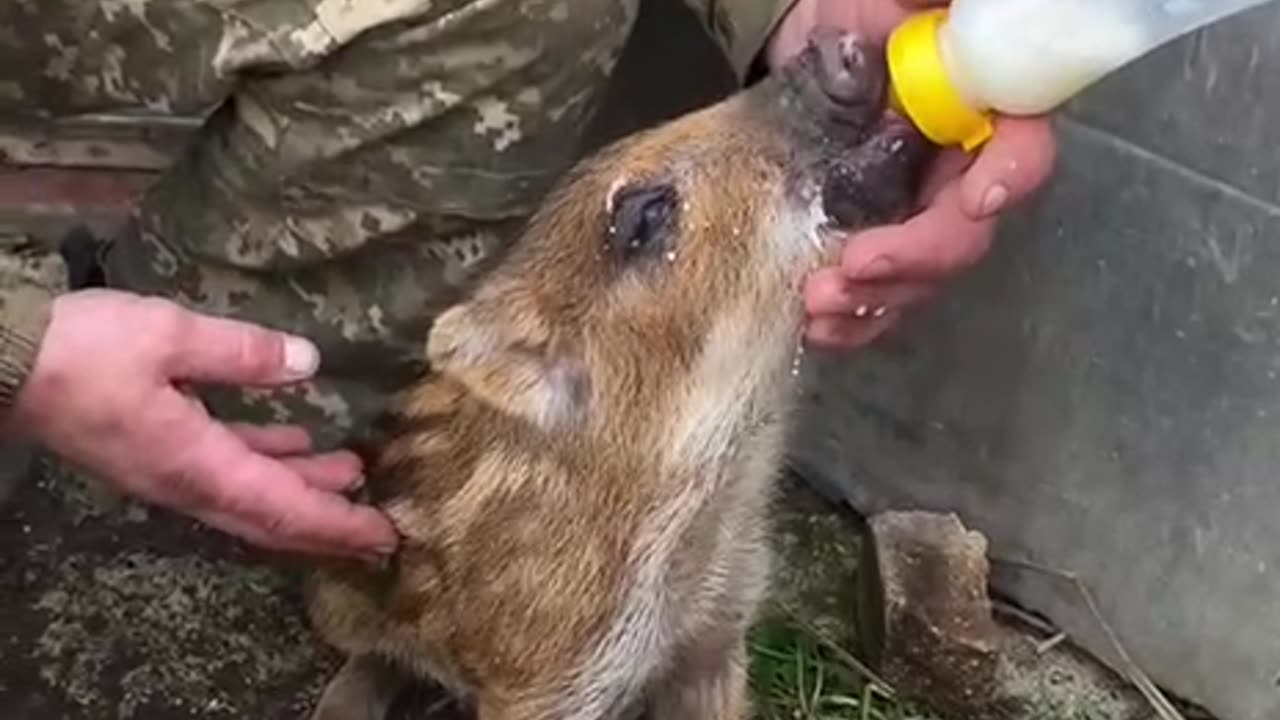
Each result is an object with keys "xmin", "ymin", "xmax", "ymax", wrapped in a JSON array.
[{"xmin": 886, "ymin": 0, "xmax": 1280, "ymax": 151}]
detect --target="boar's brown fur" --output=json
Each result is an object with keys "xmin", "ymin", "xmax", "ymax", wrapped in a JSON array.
[{"xmin": 303, "ymin": 27, "xmax": 933, "ymax": 720}]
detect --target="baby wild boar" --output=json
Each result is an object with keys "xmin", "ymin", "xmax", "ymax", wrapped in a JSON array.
[{"xmin": 304, "ymin": 27, "xmax": 934, "ymax": 720}]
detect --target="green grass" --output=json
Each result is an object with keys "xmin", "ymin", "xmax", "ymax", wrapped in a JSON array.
[
  {"xmin": 746, "ymin": 613, "xmax": 938, "ymax": 720},
  {"xmin": 745, "ymin": 612, "xmax": 1133, "ymax": 720},
  {"xmin": 745, "ymin": 612, "xmax": 1142, "ymax": 720}
]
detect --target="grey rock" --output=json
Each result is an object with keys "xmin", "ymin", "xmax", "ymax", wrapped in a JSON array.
[
  {"xmin": 866, "ymin": 511, "xmax": 1011, "ymax": 719},
  {"xmin": 864, "ymin": 511, "xmax": 1157, "ymax": 720}
]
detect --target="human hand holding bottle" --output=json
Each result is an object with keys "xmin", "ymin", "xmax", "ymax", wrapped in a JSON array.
[{"xmin": 773, "ymin": 0, "xmax": 1058, "ymax": 348}]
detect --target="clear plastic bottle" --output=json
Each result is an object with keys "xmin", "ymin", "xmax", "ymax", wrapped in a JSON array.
[{"xmin": 886, "ymin": 0, "xmax": 1280, "ymax": 151}]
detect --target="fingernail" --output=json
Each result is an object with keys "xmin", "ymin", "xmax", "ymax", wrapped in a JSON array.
[
  {"xmin": 980, "ymin": 183, "xmax": 1009, "ymax": 217},
  {"xmin": 283, "ymin": 336, "xmax": 320, "ymax": 377},
  {"xmin": 853, "ymin": 256, "xmax": 895, "ymax": 281}
]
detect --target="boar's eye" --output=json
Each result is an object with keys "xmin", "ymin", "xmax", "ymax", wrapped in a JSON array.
[{"xmin": 606, "ymin": 183, "xmax": 679, "ymax": 263}]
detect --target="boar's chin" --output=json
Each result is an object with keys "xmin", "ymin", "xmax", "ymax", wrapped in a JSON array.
[
  {"xmin": 820, "ymin": 162, "xmax": 887, "ymax": 229},
  {"xmin": 817, "ymin": 116, "xmax": 935, "ymax": 230}
]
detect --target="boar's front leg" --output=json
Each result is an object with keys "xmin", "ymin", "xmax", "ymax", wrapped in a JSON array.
[
  {"xmin": 310, "ymin": 654, "xmax": 406, "ymax": 720},
  {"xmin": 645, "ymin": 634, "xmax": 750, "ymax": 720}
]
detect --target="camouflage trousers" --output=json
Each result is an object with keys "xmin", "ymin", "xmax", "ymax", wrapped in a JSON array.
[{"xmin": 0, "ymin": 0, "xmax": 643, "ymax": 449}]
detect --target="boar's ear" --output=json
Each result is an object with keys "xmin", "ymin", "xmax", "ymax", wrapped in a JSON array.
[{"xmin": 425, "ymin": 300, "xmax": 590, "ymax": 433}]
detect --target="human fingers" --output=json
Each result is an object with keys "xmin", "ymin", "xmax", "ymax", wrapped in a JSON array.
[
  {"xmin": 140, "ymin": 299, "xmax": 320, "ymax": 386},
  {"xmin": 955, "ymin": 115, "xmax": 1058, "ymax": 220},
  {"xmin": 152, "ymin": 393, "xmax": 397, "ymax": 557},
  {"xmin": 839, "ymin": 181, "xmax": 995, "ymax": 284},
  {"xmin": 199, "ymin": 452, "xmax": 396, "ymax": 559},
  {"xmin": 804, "ymin": 267, "xmax": 937, "ymax": 319},
  {"xmin": 228, "ymin": 423, "xmax": 314, "ymax": 455},
  {"xmin": 227, "ymin": 423, "xmax": 365, "ymax": 493},
  {"xmin": 190, "ymin": 506, "xmax": 381, "ymax": 560},
  {"xmin": 833, "ymin": 116, "xmax": 1055, "ymax": 286},
  {"xmin": 278, "ymin": 451, "xmax": 366, "ymax": 494},
  {"xmin": 201, "ymin": 446, "xmax": 396, "ymax": 558},
  {"xmin": 806, "ymin": 308, "xmax": 903, "ymax": 348}
]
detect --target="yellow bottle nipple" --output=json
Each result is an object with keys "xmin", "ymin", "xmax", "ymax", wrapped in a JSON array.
[{"xmin": 886, "ymin": 9, "xmax": 995, "ymax": 152}]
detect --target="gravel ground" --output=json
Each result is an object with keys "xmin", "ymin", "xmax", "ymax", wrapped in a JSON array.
[{"xmin": 0, "ymin": 455, "xmax": 468, "ymax": 720}]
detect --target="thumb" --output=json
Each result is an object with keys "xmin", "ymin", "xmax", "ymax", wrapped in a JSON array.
[{"xmin": 158, "ymin": 307, "xmax": 320, "ymax": 386}]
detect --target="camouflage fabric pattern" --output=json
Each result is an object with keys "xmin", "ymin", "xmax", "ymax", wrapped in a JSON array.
[
  {"xmin": 0, "ymin": 235, "xmax": 66, "ymax": 411},
  {"xmin": 0, "ymin": 0, "xmax": 793, "ymax": 448}
]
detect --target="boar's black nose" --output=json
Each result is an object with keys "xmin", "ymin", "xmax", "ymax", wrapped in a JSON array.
[{"xmin": 810, "ymin": 27, "xmax": 884, "ymax": 108}]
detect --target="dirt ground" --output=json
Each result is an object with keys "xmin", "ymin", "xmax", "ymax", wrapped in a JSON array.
[{"xmin": 0, "ymin": 455, "xmax": 473, "ymax": 720}]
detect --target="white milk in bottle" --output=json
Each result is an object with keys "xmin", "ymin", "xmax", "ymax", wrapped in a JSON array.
[
  {"xmin": 939, "ymin": 0, "xmax": 1147, "ymax": 115},
  {"xmin": 886, "ymin": 0, "xmax": 1280, "ymax": 150}
]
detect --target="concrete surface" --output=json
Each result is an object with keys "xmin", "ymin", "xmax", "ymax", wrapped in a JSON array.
[{"xmin": 789, "ymin": 4, "xmax": 1280, "ymax": 719}]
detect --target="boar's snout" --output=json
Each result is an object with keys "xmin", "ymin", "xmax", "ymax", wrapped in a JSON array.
[
  {"xmin": 764, "ymin": 27, "xmax": 935, "ymax": 230},
  {"xmin": 810, "ymin": 27, "xmax": 885, "ymax": 112}
]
